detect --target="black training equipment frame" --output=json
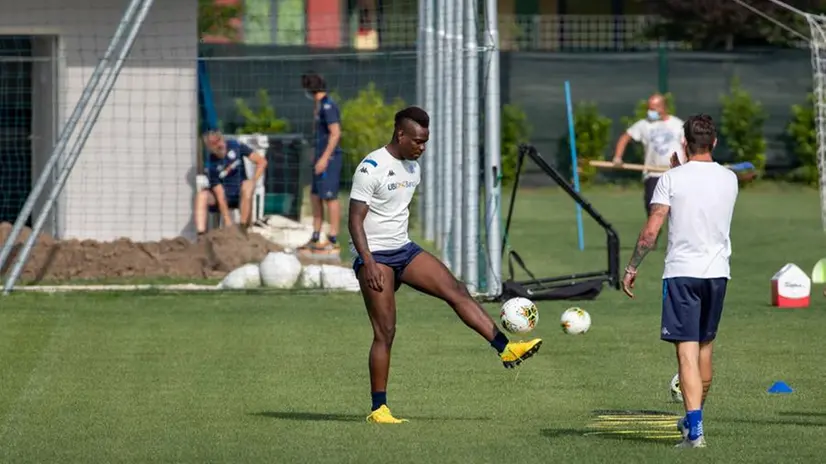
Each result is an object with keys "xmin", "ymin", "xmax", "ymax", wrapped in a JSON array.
[{"xmin": 496, "ymin": 144, "xmax": 620, "ymax": 302}]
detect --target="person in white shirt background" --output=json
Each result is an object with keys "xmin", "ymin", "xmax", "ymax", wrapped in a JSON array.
[
  {"xmin": 612, "ymin": 93, "xmax": 685, "ymax": 220},
  {"xmin": 620, "ymin": 114, "xmax": 739, "ymax": 449}
]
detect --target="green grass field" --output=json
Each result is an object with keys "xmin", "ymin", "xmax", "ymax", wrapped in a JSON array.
[{"xmin": 2, "ymin": 184, "xmax": 826, "ymax": 463}]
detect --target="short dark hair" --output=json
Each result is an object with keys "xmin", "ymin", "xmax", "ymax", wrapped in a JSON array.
[
  {"xmin": 301, "ymin": 72, "xmax": 326, "ymax": 93},
  {"xmin": 394, "ymin": 106, "xmax": 429, "ymax": 130},
  {"xmin": 683, "ymin": 114, "xmax": 716, "ymax": 155}
]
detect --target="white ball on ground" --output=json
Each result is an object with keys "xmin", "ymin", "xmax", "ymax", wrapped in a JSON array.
[
  {"xmin": 560, "ymin": 307, "xmax": 591, "ymax": 334},
  {"xmin": 218, "ymin": 263, "xmax": 262, "ymax": 289},
  {"xmin": 670, "ymin": 373, "xmax": 683, "ymax": 403},
  {"xmin": 300, "ymin": 264, "xmax": 323, "ymax": 288},
  {"xmin": 259, "ymin": 252, "xmax": 302, "ymax": 289}
]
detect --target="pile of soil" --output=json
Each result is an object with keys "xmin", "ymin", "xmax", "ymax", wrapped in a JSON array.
[{"xmin": 0, "ymin": 222, "xmax": 337, "ymax": 284}]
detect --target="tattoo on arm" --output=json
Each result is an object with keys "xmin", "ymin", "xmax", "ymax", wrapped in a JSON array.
[{"xmin": 627, "ymin": 204, "xmax": 669, "ymax": 270}]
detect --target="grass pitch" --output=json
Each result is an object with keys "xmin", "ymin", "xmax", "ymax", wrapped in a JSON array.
[{"xmin": 2, "ymin": 184, "xmax": 826, "ymax": 463}]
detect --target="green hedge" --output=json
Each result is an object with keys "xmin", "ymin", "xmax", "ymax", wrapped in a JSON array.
[
  {"xmin": 552, "ymin": 86, "xmax": 819, "ymax": 187},
  {"xmin": 233, "ymin": 83, "xmax": 820, "ymax": 190}
]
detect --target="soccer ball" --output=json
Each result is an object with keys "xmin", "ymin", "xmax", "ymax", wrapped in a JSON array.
[
  {"xmin": 560, "ymin": 307, "xmax": 591, "ymax": 334},
  {"xmin": 500, "ymin": 297, "xmax": 539, "ymax": 334},
  {"xmin": 670, "ymin": 373, "xmax": 683, "ymax": 403}
]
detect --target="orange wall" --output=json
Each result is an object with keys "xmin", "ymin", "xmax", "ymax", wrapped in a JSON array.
[{"xmin": 307, "ymin": 0, "xmax": 342, "ymax": 48}]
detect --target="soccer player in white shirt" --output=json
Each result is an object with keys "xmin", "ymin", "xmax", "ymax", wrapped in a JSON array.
[
  {"xmin": 348, "ymin": 106, "xmax": 542, "ymax": 424},
  {"xmin": 620, "ymin": 114, "xmax": 738, "ymax": 449}
]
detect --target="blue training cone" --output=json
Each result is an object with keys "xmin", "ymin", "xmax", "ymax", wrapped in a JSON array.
[{"xmin": 767, "ymin": 381, "xmax": 794, "ymax": 394}]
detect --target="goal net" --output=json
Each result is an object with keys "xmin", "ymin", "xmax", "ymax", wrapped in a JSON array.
[
  {"xmin": 0, "ymin": 0, "xmax": 493, "ymax": 293},
  {"xmin": 806, "ymin": 13, "xmax": 826, "ymax": 231}
]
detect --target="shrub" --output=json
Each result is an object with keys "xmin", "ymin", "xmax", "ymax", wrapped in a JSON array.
[
  {"xmin": 336, "ymin": 83, "xmax": 406, "ymax": 181},
  {"xmin": 785, "ymin": 93, "xmax": 818, "ymax": 186},
  {"xmin": 234, "ymin": 89, "xmax": 291, "ymax": 134},
  {"xmin": 500, "ymin": 103, "xmax": 532, "ymax": 186},
  {"xmin": 719, "ymin": 76, "xmax": 767, "ymax": 173},
  {"xmin": 557, "ymin": 101, "xmax": 613, "ymax": 185}
]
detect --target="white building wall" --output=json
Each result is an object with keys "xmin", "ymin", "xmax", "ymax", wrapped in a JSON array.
[{"xmin": 0, "ymin": 0, "xmax": 198, "ymax": 242}]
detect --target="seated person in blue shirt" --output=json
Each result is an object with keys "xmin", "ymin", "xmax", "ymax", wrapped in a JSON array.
[{"xmin": 195, "ymin": 130, "xmax": 267, "ymax": 235}]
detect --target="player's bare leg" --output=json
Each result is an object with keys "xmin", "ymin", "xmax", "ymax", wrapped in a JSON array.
[
  {"xmin": 211, "ymin": 185, "xmax": 234, "ymax": 227},
  {"xmin": 675, "ymin": 341, "xmax": 706, "ymax": 448},
  {"xmin": 699, "ymin": 341, "xmax": 714, "ymax": 405},
  {"xmin": 326, "ymin": 198, "xmax": 340, "ymax": 239},
  {"xmin": 194, "ymin": 189, "xmax": 216, "ymax": 235},
  {"xmin": 239, "ymin": 180, "xmax": 255, "ymax": 229},
  {"xmin": 311, "ymin": 194, "xmax": 323, "ymax": 235},
  {"xmin": 400, "ymin": 250, "xmax": 542, "ymax": 368},
  {"xmin": 299, "ymin": 194, "xmax": 325, "ymax": 251},
  {"xmin": 359, "ymin": 263, "xmax": 406, "ymax": 423}
]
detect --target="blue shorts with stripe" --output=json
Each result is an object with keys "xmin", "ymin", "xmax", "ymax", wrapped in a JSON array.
[
  {"xmin": 353, "ymin": 242, "xmax": 424, "ymax": 292},
  {"xmin": 661, "ymin": 277, "xmax": 728, "ymax": 343}
]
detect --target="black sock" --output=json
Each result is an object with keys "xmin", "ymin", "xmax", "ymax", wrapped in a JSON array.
[
  {"xmin": 490, "ymin": 330, "xmax": 510, "ymax": 354},
  {"xmin": 311, "ymin": 231, "xmax": 320, "ymax": 242},
  {"xmin": 371, "ymin": 391, "xmax": 387, "ymax": 411},
  {"xmin": 329, "ymin": 235, "xmax": 337, "ymax": 244}
]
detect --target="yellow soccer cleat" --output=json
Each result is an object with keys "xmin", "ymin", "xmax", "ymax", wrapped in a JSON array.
[
  {"xmin": 500, "ymin": 338, "xmax": 543, "ymax": 368},
  {"xmin": 366, "ymin": 405, "xmax": 408, "ymax": 424}
]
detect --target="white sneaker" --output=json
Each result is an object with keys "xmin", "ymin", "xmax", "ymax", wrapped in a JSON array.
[
  {"xmin": 675, "ymin": 435, "xmax": 707, "ymax": 448},
  {"xmin": 677, "ymin": 417, "xmax": 689, "ymax": 440}
]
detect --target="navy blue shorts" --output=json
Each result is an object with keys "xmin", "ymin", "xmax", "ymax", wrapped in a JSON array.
[
  {"xmin": 661, "ymin": 277, "xmax": 728, "ymax": 343},
  {"xmin": 311, "ymin": 153, "xmax": 343, "ymax": 200},
  {"xmin": 353, "ymin": 242, "xmax": 424, "ymax": 292}
]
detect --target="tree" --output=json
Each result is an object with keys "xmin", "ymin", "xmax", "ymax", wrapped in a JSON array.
[
  {"xmin": 198, "ymin": 0, "xmax": 244, "ymax": 42},
  {"xmin": 641, "ymin": 0, "xmax": 821, "ymax": 49}
]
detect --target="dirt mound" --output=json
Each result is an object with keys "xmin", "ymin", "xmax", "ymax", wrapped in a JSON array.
[{"xmin": 0, "ymin": 222, "xmax": 339, "ymax": 283}]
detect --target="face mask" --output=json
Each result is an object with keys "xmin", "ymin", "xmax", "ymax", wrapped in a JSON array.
[
  {"xmin": 304, "ymin": 91, "xmax": 315, "ymax": 101},
  {"xmin": 647, "ymin": 110, "xmax": 660, "ymax": 121}
]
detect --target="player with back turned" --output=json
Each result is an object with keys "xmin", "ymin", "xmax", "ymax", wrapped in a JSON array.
[
  {"xmin": 621, "ymin": 114, "xmax": 738, "ymax": 448},
  {"xmin": 348, "ymin": 106, "xmax": 542, "ymax": 424}
]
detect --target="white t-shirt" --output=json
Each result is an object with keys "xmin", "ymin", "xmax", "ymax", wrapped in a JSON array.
[
  {"xmin": 627, "ymin": 116, "xmax": 685, "ymax": 179},
  {"xmin": 650, "ymin": 161, "xmax": 739, "ymax": 279},
  {"xmin": 348, "ymin": 147, "xmax": 420, "ymax": 252}
]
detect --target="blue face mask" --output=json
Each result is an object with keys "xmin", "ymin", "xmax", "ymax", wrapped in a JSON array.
[{"xmin": 647, "ymin": 110, "xmax": 660, "ymax": 121}]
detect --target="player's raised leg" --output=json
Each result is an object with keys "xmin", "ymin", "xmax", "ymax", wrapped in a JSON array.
[
  {"xmin": 400, "ymin": 249, "xmax": 542, "ymax": 368},
  {"xmin": 357, "ymin": 261, "xmax": 407, "ymax": 424}
]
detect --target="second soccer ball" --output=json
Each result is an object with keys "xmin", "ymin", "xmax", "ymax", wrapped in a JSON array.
[
  {"xmin": 560, "ymin": 307, "xmax": 591, "ymax": 334},
  {"xmin": 670, "ymin": 373, "xmax": 683, "ymax": 403}
]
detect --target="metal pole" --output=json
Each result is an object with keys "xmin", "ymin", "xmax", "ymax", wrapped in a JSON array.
[
  {"xmin": 0, "ymin": 0, "xmax": 144, "ymax": 275},
  {"xmin": 423, "ymin": 0, "xmax": 436, "ymax": 243},
  {"xmin": 416, "ymin": 0, "xmax": 425, "ymax": 225},
  {"xmin": 452, "ymin": 0, "xmax": 464, "ymax": 278},
  {"xmin": 3, "ymin": 0, "xmax": 155, "ymax": 294},
  {"xmin": 435, "ymin": 1, "xmax": 446, "ymax": 252},
  {"xmin": 484, "ymin": 0, "xmax": 502, "ymax": 297},
  {"xmin": 442, "ymin": 0, "xmax": 455, "ymax": 270},
  {"xmin": 464, "ymin": 0, "xmax": 479, "ymax": 293}
]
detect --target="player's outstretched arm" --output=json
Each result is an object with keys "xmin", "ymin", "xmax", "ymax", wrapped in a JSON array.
[
  {"xmin": 622, "ymin": 203, "xmax": 669, "ymax": 298},
  {"xmin": 349, "ymin": 199, "xmax": 384, "ymax": 291}
]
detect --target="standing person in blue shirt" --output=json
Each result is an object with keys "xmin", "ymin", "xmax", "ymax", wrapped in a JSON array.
[
  {"xmin": 194, "ymin": 130, "xmax": 267, "ymax": 235},
  {"xmin": 299, "ymin": 72, "xmax": 343, "ymax": 255}
]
